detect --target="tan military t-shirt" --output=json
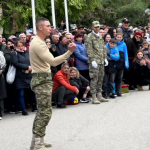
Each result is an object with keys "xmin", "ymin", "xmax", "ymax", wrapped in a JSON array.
[{"xmin": 29, "ymin": 36, "xmax": 72, "ymax": 73}]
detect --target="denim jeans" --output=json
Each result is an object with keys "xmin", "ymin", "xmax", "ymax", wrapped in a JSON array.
[
  {"xmin": 17, "ymin": 88, "xmax": 37, "ymax": 112},
  {"xmin": 103, "ymin": 72, "xmax": 116, "ymax": 94}
]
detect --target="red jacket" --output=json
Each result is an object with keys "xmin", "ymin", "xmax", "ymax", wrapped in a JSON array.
[{"xmin": 52, "ymin": 70, "xmax": 76, "ymax": 93}]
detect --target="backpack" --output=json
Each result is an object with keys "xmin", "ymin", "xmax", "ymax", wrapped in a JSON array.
[{"xmin": 0, "ymin": 51, "xmax": 6, "ymax": 69}]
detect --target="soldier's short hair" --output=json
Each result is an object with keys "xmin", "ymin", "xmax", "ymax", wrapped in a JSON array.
[
  {"xmin": 61, "ymin": 62, "xmax": 69, "ymax": 68},
  {"xmin": 109, "ymin": 38, "xmax": 117, "ymax": 44},
  {"xmin": 36, "ymin": 17, "xmax": 49, "ymax": 31}
]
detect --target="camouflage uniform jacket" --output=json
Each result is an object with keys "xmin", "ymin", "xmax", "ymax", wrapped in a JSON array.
[{"xmin": 85, "ymin": 32, "xmax": 106, "ymax": 64}]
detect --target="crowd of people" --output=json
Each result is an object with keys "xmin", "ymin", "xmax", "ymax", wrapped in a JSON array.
[{"xmin": 0, "ymin": 18, "xmax": 150, "ymax": 120}]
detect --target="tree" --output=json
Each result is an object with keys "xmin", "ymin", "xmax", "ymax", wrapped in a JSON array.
[
  {"xmin": 1, "ymin": 0, "xmax": 150, "ymax": 34},
  {"xmin": 1, "ymin": 0, "xmax": 32, "ymax": 34},
  {"xmin": 81, "ymin": 0, "xmax": 150, "ymax": 27},
  {"xmin": 0, "ymin": 0, "xmax": 101, "ymax": 34}
]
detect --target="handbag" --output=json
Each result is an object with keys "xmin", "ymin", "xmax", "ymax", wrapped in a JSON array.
[
  {"xmin": 6, "ymin": 51, "xmax": 17, "ymax": 84},
  {"xmin": 6, "ymin": 64, "xmax": 16, "ymax": 84}
]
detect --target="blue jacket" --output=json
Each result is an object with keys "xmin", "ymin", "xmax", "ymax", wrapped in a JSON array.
[
  {"xmin": 116, "ymin": 40, "xmax": 129, "ymax": 69},
  {"xmin": 74, "ymin": 41, "xmax": 89, "ymax": 70},
  {"xmin": 106, "ymin": 43, "xmax": 120, "ymax": 61}
]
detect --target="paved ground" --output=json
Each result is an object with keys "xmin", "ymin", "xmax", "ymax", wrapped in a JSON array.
[{"xmin": 0, "ymin": 87, "xmax": 150, "ymax": 150}]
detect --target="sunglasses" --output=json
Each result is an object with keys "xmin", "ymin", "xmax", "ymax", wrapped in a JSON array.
[{"xmin": 135, "ymin": 36, "xmax": 141, "ymax": 39}]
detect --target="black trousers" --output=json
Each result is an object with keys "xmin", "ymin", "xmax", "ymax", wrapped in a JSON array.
[
  {"xmin": 79, "ymin": 70, "xmax": 90, "ymax": 81},
  {"xmin": 115, "ymin": 69, "xmax": 124, "ymax": 93},
  {"xmin": 0, "ymin": 100, "xmax": 4, "ymax": 117},
  {"xmin": 123, "ymin": 59, "xmax": 135, "ymax": 86},
  {"xmin": 4, "ymin": 83, "xmax": 19, "ymax": 112},
  {"xmin": 52, "ymin": 86, "xmax": 76, "ymax": 105},
  {"xmin": 77, "ymin": 86, "xmax": 87, "ymax": 99}
]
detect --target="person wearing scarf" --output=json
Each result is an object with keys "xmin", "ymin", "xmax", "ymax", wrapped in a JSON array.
[{"xmin": 11, "ymin": 41, "xmax": 37, "ymax": 115}]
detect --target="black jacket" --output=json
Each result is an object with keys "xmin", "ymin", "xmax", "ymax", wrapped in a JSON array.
[
  {"xmin": 121, "ymin": 27, "xmax": 133, "ymax": 43},
  {"xmin": 0, "ymin": 45, "xmax": 11, "ymax": 65},
  {"xmin": 11, "ymin": 50, "xmax": 32, "ymax": 89},
  {"xmin": 70, "ymin": 75, "xmax": 89, "ymax": 89},
  {"xmin": 0, "ymin": 44, "xmax": 7, "ymax": 99},
  {"xmin": 0, "ymin": 73, "xmax": 7, "ymax": 99},
  {"xmin": 126, "ymin": 37, "xmax": 141, "ymax": 59},
  {"xmin": 132, "ymin": 60, "xmax": 150, "ymax": 86},
  {"xmin": 56, "ymin": 43, "xmax": 71, "ymax": 70},
  {"xmin": 132, "ymin": 61, "xmax": 150, "ymax": 79}
]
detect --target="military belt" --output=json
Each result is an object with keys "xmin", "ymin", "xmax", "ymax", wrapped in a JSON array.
[{"xmin": 32, "ymin": 73, "xmax": 50, "ymax": 77}]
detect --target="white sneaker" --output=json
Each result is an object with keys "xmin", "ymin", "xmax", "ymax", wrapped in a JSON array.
[{"xmin": 0, "ymin": 117, "xmax": 2, "ymax": 120}]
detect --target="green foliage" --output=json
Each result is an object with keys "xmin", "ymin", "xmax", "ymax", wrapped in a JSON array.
[
  {"xmin": 0, "ymin": 0, "xmax": 150, "ymax": 34},
  {"xmin": 55, "ymin": 0, "xmax": 101, "ymax": 24},
  {"xmin": 1, "ymin": 0, "xmax": 32, "ymax": 34},
  {"xmin": 81, "ymin": 0, "xmax": 150, "ymax": 27}
]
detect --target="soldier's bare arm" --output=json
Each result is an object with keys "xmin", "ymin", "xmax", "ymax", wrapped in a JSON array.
[{"xmin": 33, "ymin": 42, "xmax": 76, "ymax": 67}]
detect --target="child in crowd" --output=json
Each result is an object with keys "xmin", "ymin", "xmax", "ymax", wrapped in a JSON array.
[
  {"xmin": 115, "ymin": 33, "xmax": 129, "ymax": 96},
  {"xmin": 103, "ymin": 39, "xmax": 120, "ymax": 98},
  {"xmin": 142, "ymin": 41, "xmax": 150, "ymax": 60}
]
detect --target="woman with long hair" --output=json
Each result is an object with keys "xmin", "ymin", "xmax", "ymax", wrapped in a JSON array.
[
  {"xmin": 132, "ymin": 50, "xmax": 150, "ymax": 91},
  {"xmin": 69, "ymin": 67, "xmax": 90, "ymax": 103},
  {"xmin": 103, "ymin": 33, "xmax": 111, "ymax": 45}
]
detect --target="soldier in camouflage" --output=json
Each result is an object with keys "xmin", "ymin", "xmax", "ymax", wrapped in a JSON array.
[
  {"xmin": 85, "ymin": 21, "xmax": 109, "ymax": 104},
  {"xmin": 29, "ymin": 18, "xmax": 76, "ymax": 150}
]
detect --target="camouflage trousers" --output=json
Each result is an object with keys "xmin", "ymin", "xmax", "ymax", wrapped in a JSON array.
[
  {"xmin": 31, "ymin": 76, "xmax": 53, "ymax": 137},
  {"xmin": 89, "ymin": 64, "xmax": 104, "ymax": 94}
]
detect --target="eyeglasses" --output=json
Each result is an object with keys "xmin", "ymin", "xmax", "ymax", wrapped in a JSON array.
[{"xmin": 94, "ymin": 26, "xmax": 100, "ymax": 28}]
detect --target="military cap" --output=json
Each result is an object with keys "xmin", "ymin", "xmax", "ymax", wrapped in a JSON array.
[{"xmin": 92, "ymin": 21, "xmax": 100, "ymax": 27}]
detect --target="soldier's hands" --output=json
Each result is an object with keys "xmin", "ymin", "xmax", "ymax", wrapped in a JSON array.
[
  {"xmin": 91, "ymin": 61, "xmax": 98, "ymax": 68},
  {"xmin": 68, "ymin": 43, "xmax": 76, "ymax": 52},
  {"xmin": 104, "ymin": 59, "xmax": 108, "ymax": 66}
]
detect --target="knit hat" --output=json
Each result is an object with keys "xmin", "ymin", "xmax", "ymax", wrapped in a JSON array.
[{"xmin": 134, "ymin": 32, "xmax": 143, "ymax": 37}]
